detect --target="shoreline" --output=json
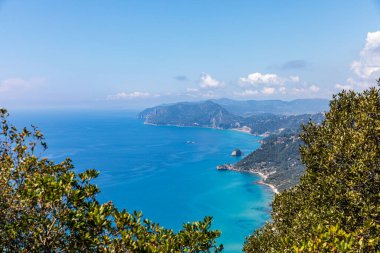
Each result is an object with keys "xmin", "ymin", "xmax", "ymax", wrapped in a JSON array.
[
  {"xmin": 229, "ymin": 127, "xmax": 254, "ymax": 135},
  {"xmin": 256, "ymin": 180, "xmax": 279, "ymax": 195},
  {"xmin": 239, "ymin": 170, "xmax": 279, "ymax": 195},
  {"xmin": 144, "ymin": 121, "xmax": 271, "ymax": 140},
  {"xmin": 144, "ymin": 121, "xmax": 258, "ymax": 136},
  {"xmin": 144, "ymin": 121, "xmax": 278, "ymax": 194},
  {"xmin": 218, "ymin": 165, "xmax": 279, "ymax": 194}
]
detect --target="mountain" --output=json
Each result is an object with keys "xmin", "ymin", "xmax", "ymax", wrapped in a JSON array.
[
  {"xmin": 235, "ymin": 131, "xmax": 304, "ymax": 191},
  {"xmin": 245, "ymin": 113, "xmax": 324, "ymax": 135},
  {"xmin": 139, "ymin": 101, "xmax": 242, "ymax": 129},
  {"xmin": 139, "ymin": 100, "xmax": 324, "ymax": 135},
  {"xmin": 139, "ymin": 99, "xmax": 325, "ymax": 191},
  {"xmin": 211, "ymin": 98, "xmax": 329, "ymax": 116}
]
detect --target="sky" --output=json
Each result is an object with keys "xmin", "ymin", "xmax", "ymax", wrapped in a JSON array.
[{"xmin": 1, "ymin": 0, "xmax": 380, "ymax": 109}]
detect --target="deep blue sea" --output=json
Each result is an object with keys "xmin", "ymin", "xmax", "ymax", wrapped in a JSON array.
[{"xmin": 12, "ymin": 110, "xmax": 273, "ymax": 252}]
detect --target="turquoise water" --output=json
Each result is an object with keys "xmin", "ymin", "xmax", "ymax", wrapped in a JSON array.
[{"xmin": 12, "ymin": 110, "xmax": 273, "ymax": 252}]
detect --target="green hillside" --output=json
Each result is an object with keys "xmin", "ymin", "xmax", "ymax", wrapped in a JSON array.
[
  {"xmin": 235, "ymin": 131, "xmax": 304, "ymax": 191},
  {"xmin": 244, "ymin": 85, "xmax": 380, "ymax": 252}
]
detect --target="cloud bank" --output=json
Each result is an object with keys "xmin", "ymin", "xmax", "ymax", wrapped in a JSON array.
[
  {"xmin": 107, "ymin": 91, "xmax": 160, "ymax": 100},
  {"xmin": 351, "ymin": 31, "xmax": 380, "ymax": 79},
  {"xmin": 337, "ymin": 31, "xmax": 380, "ymax": 90},
  {"xmin": 235, "ymin": 72, "xmax": 318, "ymax": 97},
  {"xmin": 0, "ymin": 77, "xmax": 45, "ymax": 93}
]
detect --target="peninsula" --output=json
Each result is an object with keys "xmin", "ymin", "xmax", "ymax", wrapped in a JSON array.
[{"xmin": 139, "ymin": 99, "xmax": 326, "ymax": 192}]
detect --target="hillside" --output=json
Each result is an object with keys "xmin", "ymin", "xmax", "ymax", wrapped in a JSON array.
[
  {"xmin": 235, "ymin": 131, "xmax": 304, "ymax": 191},
  {"xmin": 139, "ymin": 100, "xmax": 325, "ymax": 135},
  {"xmin": 244, "ymin": 86, "xmax": 380, "ymax": 252},
  {"xmin": 139, "ymin": 101, "xmax": 242, "ymax": 129},
  {"xmin": 244, "ymin": 113, "xmax": 324, "ymax": 135},
  {"xmin": 140, "ymin": 100, "xmax": 326, "ymax": 192}
]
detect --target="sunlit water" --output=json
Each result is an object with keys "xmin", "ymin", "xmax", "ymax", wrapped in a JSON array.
[{"xmin": 12, "ymin": 110, "xmax": 273, "ymax": 252}]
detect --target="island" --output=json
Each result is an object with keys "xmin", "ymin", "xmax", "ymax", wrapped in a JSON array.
[{"xmin": 231, "ymin": 148, "xmax": 243, "ymax": 156}]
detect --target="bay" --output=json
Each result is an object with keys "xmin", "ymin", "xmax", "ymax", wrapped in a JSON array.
[{"xmin": 12, "ymin": 110, "xmax": 273, "ymax": 252}]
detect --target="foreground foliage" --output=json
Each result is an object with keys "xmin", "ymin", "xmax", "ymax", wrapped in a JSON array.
[
  {"xmin": 0, "ymin": 109, "xmax": 222, "ymax": 252},
  {"xmin": 244, "ymin": 84, "xmax": 380, "ymax": 252}
]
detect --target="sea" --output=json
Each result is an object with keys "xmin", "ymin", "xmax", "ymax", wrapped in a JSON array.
[{"xmin": 12, "ymin": 110, "xmax": 273, "ymax": 253}]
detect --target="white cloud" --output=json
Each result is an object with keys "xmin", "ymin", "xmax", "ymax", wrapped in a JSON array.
[
  {"xmin": 261, "ymin": 87, "xmax": 275, "ymax": 94},
  {"xmin": 199, "ymin": 73, "xmax": 221, "ymax": 89},
  {"xmin": 274, "ymin": 84, "xmax": 321, "ymax": 96},
  {"xmin": 0, "ymin": 77, "xmax": 45, "ymax": 92},
  {"xmin": 239, "ymin": 73, "xmax": 302, "ymax": 88},
  {"xmin": 233, "ymin": 89, "xmax": 259, "ymax": 97},
  {"xmin": 289, "ymin": 75, "xmax": 300, "ymax": 83},
  {"xmin": 186, "ymin": 88, "xmax": 199, "ymax": 92},
  {"xmin": 309, "ymin": 85, "xmax": 320, "ymax": 92},
  {"xmin": 279, "ymin": 87, "xmax": 287, "ymax": 94},
  {"xmin": 235, "ymin": 73, "xmax": 321, "ymax": 97},
  {"xmin": 185, "ymin": 86, "xmax": 218, "ymax": 98},
  {"xmin": 107, "ymin": 91, "xmax": 160, "ymax": 100},
  {"xmin": 335, "ymin": 84, "xmax": 352, "ymax": 90},
  {"xmin": 239, "ymin": 72, "xmax": 284, "ymax": 86},
  {"xmin": 201, "ymin": 90, "xmax": 217, "ymax": 98},
  {"xmin": 331, "ymin": 31, "xmax": 380, "ymax": 92},
  {"xmin": 351, "ymin": 31, "xmax": 380, "ymax": 80}
]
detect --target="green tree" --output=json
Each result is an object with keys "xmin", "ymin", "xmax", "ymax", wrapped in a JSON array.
[
  {"xmin": 244, "ymin": 84, "xmax": 380, "ymax": 252},
  {"xmin": 0, "ymin": 108, "xmax": 223, "ymax": 252}
]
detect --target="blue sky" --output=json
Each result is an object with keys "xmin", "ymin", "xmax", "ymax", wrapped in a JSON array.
[{"xmin": 1, "ymin": 0, "xmax": 380, "ymax": 109}]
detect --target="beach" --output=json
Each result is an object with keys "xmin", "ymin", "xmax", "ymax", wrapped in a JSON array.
[{"xmin": 217, "ymin": 165, "xmax": 279, "ymax": 194}]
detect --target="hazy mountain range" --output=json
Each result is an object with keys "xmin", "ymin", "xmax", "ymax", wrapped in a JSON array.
[{"xmin": 210, "ymin": 98, "xmax": 329, "ymax": 116}]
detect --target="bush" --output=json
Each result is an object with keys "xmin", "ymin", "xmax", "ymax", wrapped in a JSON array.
[
  {"xmin": 244, "ymin": 84, "xmax": 380, "ymax": 252},
  {"xmin": 0, "ymin": 109, "xmax": 222, "ymax": 252}
]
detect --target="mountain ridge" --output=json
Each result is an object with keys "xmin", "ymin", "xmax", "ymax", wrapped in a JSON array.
[{"xmin": 211, "ymin": 98, "xmax": 329, "ymax": 116}]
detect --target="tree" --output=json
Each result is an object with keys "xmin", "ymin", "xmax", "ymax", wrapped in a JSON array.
[
  {"xmin": 244, "ymin": 84, "xmax": 380, "ymax": 252},
  {"xmin": 0, "ymin": 108, "xmax": 223, "ymax": 252}
]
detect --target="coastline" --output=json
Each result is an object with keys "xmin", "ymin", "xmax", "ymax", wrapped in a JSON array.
[
  {"xmin": 230, "ymin": 127, "xmax": 253, "ymax": 135},
  {"xmin": 144, "ymin": 121, "xmax": 225, "ymax": 130},
  {"xmin": 218, "ymin": 165, "xmax": 279, "ymax": 194},
  {"xmin": 256, "ymin": 180, "xmax": 279, "ymax": 195},
  {"xmin": 145, "ymin": 121, "xmax": 260, "ymax": 137},
  {"xmin": 239, "ymin": 170, "xmax": 279, "ymax": 195},
  {"xmin": 143, "ymin": 120, "xmax": 278, "ymax": 194},
  {"xmin": 144, "ymin": 121, "xmax": 271, "ymax": 139}
]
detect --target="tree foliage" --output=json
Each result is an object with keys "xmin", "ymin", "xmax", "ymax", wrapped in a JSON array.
[
  {"xmin": 0, "ymin": 108, "xmax": 222, "ymax": 252},
  {"xmin": 244, "ymin": 84, "xmax": 380, "ymax": 252}
]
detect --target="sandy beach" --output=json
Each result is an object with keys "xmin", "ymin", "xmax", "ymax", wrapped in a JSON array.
[
  {"xmin": 218, "ymin": 165, "xmax": 279, "ymax": 194},
  {"xmin": 230, "ymin": 126, "xmax": 253, "ymax": 135},
  {"xmin": 247, "ymin": 170, "xmax": 279, "ymax": 194}
]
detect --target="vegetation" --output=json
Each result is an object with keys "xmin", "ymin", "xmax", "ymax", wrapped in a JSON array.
[
  {"xmin": 244, "ymin": 85, "xmax": 380, "ymax": 252},
  {"xmin": 235, "ymin": 131, "xmax": 304, "ymax": 191},
  {"xmin": 0, "ymin": 109, "xmax": 222, "ymax": 252},
  {"xmin": 139, "ymin": 101, "xmax": 241, "ymax": 129},
  {"xmin": 139, "ymin": 100, "xmax": 325, "ymax": 136},
  {"xmin": 245, "ymin": 113, "xmax": 324, "ymax": 135},
  {"xmin": 211, "ymin": 98, "xmax": 329, "ymax": 117},
  {"xmin": 142, "ymin": 100, "xmax": 326, "ymax": 191},
  {"xmin": 4, "ymin": 83, "xmax": 379, "ymax": 252}
]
